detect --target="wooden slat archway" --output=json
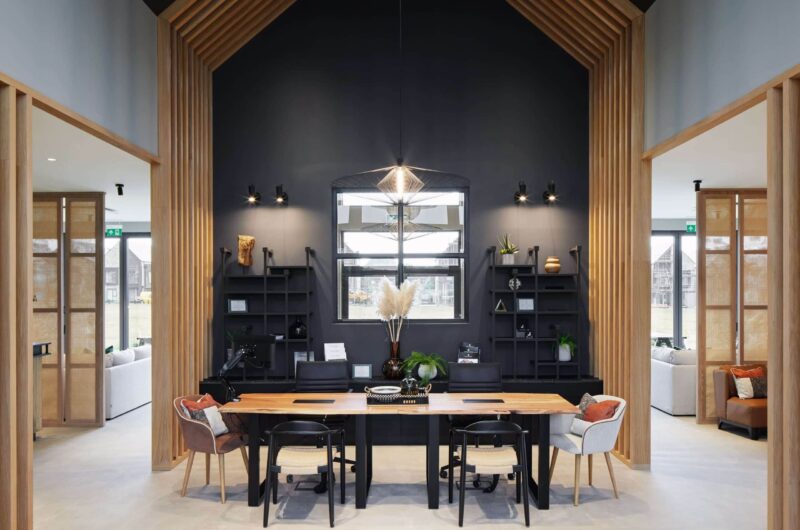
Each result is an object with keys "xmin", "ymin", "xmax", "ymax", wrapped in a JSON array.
[{"xmin": 152, "ymin": 0, "xmax": 650, "ymax": 469}]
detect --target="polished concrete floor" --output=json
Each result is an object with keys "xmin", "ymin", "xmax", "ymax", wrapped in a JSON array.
[{"xmin": 33, "ymin": 405, "xmax": 766, "ymax": 529}]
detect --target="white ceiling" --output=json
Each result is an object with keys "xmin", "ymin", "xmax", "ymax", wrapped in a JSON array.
[
  {"xmin": 651, "ymin": 101, "xmax": 766, "ymax": 219},
  {"xmin": 33, "ymin": 108, "xmax": 150, "ymax": 223}
]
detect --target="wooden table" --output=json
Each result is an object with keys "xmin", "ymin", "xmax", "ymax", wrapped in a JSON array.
[{"xmin": 220, "ymin": 392, "xmax": 577, "ymax": 510}]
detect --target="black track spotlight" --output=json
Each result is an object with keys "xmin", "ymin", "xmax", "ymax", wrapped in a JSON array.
[
  {"xmin": 694, "ymin": 179, "xmax": 702, "ymax": 192},
  {"xmin": 275, "ymin": 185, "xmax": 288, "ymax": 206},
  {"xmin": 115, "ymin": 183, "xmax": 124, "ymax": 196},
  {"xmin": 514, "ymin": 181, "xmax": 528, "ymax": 204},
  {"xmin": 246, "ymin": 185, "xmax": 261, "ymax": 205},
  {"xmin": 542, "ymin": 181, "xmax": 557, "ymax": 205}
]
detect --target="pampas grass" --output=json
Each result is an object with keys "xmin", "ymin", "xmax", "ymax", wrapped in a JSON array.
[{"xmin": 376, "ymin": 277, "xmax": 417, "ymax": 343}]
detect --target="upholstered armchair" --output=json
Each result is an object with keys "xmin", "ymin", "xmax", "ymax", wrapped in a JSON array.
[
  {"xmin": 548, "ymin": 395, "xmax": 627, "ymax": 506},
  {"xmin": 173, "ymin": 395, "xmax": 248, "ymax": 503}
]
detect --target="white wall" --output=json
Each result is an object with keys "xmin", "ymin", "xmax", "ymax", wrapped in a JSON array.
[
  {"xmin": 645, "ymin": 0, "xmax": 800, "ymax": 150},
  {"xmin": 0, "ymin": 0, "xmax": 157, "ymax": 154}
]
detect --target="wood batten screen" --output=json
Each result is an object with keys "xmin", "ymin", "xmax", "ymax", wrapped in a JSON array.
[
  {"xmin": 151, "ymin": 19, "xmax": 214, "ymax": 470},
  {"xmin": 161, "ymin": 0, "xmax": 295, "ymax": 71},
  {"xmin": 507, "ymin": 0, "xmax": 649, "ymax": 466},
  {"xmin": 0, "ymin": 82, "xmax": 34, "ymax": 530},
  {"xmin": 768, "ymin": 76, "xmax": 800, "ymax": 530}
]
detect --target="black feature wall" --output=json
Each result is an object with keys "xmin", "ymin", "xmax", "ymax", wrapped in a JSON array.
[{"xmin": 212, "ymin": 0, "xmax": 589, "ymax": 376}]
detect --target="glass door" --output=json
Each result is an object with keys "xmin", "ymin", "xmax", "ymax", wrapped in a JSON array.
[{"xmin": 125, "ymin": 236, "xmax": 152, "ymax": 347}]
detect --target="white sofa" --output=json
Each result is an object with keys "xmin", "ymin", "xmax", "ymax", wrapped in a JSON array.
[
  {"xmin": 650, "ymin": 347, "xmax": 697, "ymax": 416},
  {"xmin": 104, "ymin": 345, "xmax": 152, "ymax": 419}
]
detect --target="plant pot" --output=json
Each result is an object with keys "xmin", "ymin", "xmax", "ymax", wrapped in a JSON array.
[
  {"xmin": 418, "ymin": 364, "xmax": 438, "ymax": 381},
  {"xmin": 544, "ymin": 256, "xmax": 561, "ymax": 274},
  {"xmin": 382, "ymin": 341, "xmax": 404, "ymax": 380},
  {"xmin": 558, "ymin": 344, "xmax": 572, "ymax": 362},
  {"xmin": 501, "ymin": 253, "xmax": 516, "ymax": 265}
]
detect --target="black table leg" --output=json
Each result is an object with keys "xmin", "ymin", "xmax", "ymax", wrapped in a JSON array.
[
  {"xmin": 366, "ymin": 416, "xmax": 373, "ymax": 493},
  {"xmin": 247, "ymin": 414, "xmax": 261, "ymax": 507},
  {"xmin": 536, "ymin": 414, "xmax": 550, "ymax": 509},
  {"xmin": 427, "ymin": 414, "xmax": 440, "ymax": 509},
  {"xmin": 356, "ymin": 415, "xmax": 368, "ymax": 509}
]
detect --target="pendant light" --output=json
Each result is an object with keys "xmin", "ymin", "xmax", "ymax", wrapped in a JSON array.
[{"xmin": 376, "ymin": 0, "xmax": 424, "ymax": 205}]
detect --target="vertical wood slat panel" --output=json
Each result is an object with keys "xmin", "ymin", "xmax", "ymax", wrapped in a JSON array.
[
  {"xmin": 0, "ymin": 83, "xmax": 19, "ymax": 530},
  {"xmin": 152, "ymin": 22, "xmax": 215, "ymax": 469},
  {"xmin": 16, "ymin": 92, "xmax": 33, "ymax": 528},
  {"xmin": 782, "ymin": 77, "xmax": 800, "ymax": 529},
  {"xmin": 767, "ymin": 86, "xmax": 783, "ymax": 530}
]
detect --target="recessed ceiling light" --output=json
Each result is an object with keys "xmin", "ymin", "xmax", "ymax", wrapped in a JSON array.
[{"xmin": 47, "ymin": 157, "xmax": 56, "ymax": 162}]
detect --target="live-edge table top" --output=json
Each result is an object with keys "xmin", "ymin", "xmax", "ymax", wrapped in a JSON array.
[{"xmin": 219, "ymin": 392, "xmax": 578, "ymax": 416}]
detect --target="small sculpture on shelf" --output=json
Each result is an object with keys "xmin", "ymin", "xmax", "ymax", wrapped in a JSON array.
[
  {"xmin": 544, "ymin": 256, "xmax": 561, "ymax": 273},
  {"xmin": 289, "ymin": 317, "xmax": 307, "ymax": 340},
  {"xmin": 237, "ymin": 235, "xmax": 256, "ymax": 267}
]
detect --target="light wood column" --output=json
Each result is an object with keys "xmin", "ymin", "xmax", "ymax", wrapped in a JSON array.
[
  {"xmin": 15, "ymin": 91, "xmax": 33, "ymax": 530},
  {"xmin": 0, "ymin": 83, "xmax": 19, "ymax": 530},
  {"xmin": 767, "ymin": 86, "xmax": 783, "ymax": 530},
  {"xmin": 782, "ymin": 77, "xmax": 800, "ymax": 530}
]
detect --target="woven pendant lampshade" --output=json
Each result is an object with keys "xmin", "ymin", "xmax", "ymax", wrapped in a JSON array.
[{"xmin": 376, "ymin": 163, "xmax": 424, "ymax": 204}]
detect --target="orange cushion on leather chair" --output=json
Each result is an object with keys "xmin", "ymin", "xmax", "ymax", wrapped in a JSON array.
[
  {"xmin": 583, "ymin": 400, "xmax": 621, "ymax": 422},
  {"xmin": 731, "ymin": 366, "xmax": 765, "ymax": 379}
]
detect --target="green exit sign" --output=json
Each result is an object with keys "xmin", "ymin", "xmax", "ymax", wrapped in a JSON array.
[
  {"xmin": 686, "ymin": 222, "xmax": 696, "ymax": 234},
  {"xmin": 105, "ymin": 227, "xmax": 122, "ymax": 237}
]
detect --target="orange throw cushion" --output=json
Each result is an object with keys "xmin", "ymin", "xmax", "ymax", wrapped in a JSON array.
[
  {"xmin": 731, "ymin": 367, "xmax": 765, "ymax": 379},
  {"xmin": 583, "ymin": 400, "xmax": 621, "ymax": 422},
  {"xmin": 182, "ymin": 393, "xmax": 220, "ymax": 412}
]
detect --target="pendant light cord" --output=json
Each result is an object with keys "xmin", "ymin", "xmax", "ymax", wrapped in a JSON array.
[{"xmin": 397, "ymin": 0, "xmax": 403, "ymax": 165}]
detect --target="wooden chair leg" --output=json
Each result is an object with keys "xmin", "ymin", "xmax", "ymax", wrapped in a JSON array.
[
  {"xmin": 604, "ymin": 452, "xmax": 619, "ymax": 499},
  {"xmin": 219, "ymin": 454, "xmax": 226, "ymax": 504},
  {"xmin": 573, "ymin": 455, "xmax": 581, "ymax": 506},
  {"xmin": 548, "ymin": 447, "xmax": 559, "ymax": 483},
  {"xmin": 181, "ymin": 450, "xmax": 195, "ymax": 497},
  {"xmin": 588, "ymin": 454, "xmax": 593, "ymax": 486},
  {"xmin": 240, "ymin": 446, "xmax": 249, "ymax": 473},
  {"xmin": 205, "ymin": 453, "xmax": 210, "ymax": 485}
]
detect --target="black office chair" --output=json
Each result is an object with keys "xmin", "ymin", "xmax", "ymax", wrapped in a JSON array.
[
  {"xmin": 290, "ymin": 361, "xmax": 356, "ymax": 495},
  {"xmin": 263, "ymin": 420, "xmax": 343, "ymax": 528},
  {"xmin": 440, "ymin": 362, "xmax": 509, "ymax": 492},
  {"xmin": 453, "ymin": 420, "xmax": 530, "ymax": 527}
]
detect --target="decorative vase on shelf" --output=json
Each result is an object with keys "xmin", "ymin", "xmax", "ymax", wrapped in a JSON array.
[
  {"xmin": 382, "ymin": 341, "xmax": 404, "ymax": 380},
  {"xmin": 558, "ymin": 345, "xmax": 572, "ymax": 362},
  {"xmin": 544, "ymin": 256, "xmax": 561, "ymax": 274},
  {"xmin": 501, "ymin": 253, "xmax": 516, "ymax": 265},
  {"xmin": 289, "ymin": 317, "xmax": 307, "ymax": 339}
]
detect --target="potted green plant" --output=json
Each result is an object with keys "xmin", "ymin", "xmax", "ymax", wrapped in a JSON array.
[
  {"xmin": 402, "ymin": 351, "xmax": 448, "ymax": 384},
  {"xmin": 498, "ymin": 234, "xmax": 519, "ymax": 265},
  {"xmin": 557, "ymin": 334, "xmax": 577, "ymax": 362}
]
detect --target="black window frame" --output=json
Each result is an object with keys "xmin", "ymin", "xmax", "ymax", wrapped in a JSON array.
[
  {"xmin": 333, "ymin": 187, "xmax": 469, "ymax": 323},
  {"xmin": 651, "ymin": 230, "xmax": 697, "ymax": 349}
]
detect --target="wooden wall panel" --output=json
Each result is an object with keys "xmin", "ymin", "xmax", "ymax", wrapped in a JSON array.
[
  {"xmin": 509, "ymin": 0, "xmax": 648, "ymax": 466},
  {"xmin": 152, "ymin": 18, "xmax": 215, "ymax": 470}
]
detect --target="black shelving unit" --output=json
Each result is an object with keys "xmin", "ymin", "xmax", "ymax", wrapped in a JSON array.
[
  {"xmin": 220, "ymin": 246, "xmax": 314, "ymax": 380},
  {"xmin": 488, "ymin": 245, "xmax": 583, "ymax": 379}
]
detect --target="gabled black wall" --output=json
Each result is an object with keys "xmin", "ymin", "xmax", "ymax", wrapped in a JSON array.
[{"xmin": 212, "ymin": 0, "xmax": 589, "ymax": 375}]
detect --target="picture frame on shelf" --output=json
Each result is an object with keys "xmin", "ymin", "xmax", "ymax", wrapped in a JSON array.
[
  {"xmin": 228, "ymin": 298, "xmax": 248, "ymax": 313},
  {"xmin": 352, "ymin": 363, "xmax": 372, "ymax": 379},
  {"xmin": 516, "ymin": 297, "xmax": 534, "ymax": 313}
]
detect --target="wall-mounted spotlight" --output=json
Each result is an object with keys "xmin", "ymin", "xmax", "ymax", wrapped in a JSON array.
[
  {"xmin": 115, "ymin": 183, "xmax": 124, "ymax": 196},
  {"xmin": 694, "ymin": 179, "xmax": 702, "ymax": 192},
  {"xmin": 275, "ymin": 185, "xmax": 288, "ymax": 206},
  {"xmin": 246, "ymin": 185, "xmax": 261, "ymax": 205},
  {"xmin": 542, "ymin": 181, "xmax": 557, "ymax": 205},
  {"xmin": 514, "ymin": 181, "xmax": 528, "ymax": 204}
]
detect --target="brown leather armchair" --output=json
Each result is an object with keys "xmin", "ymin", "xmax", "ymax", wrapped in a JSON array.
[
  {"xmin": 173, "ymin": 395, "xmax": 249, "ymax": 503},
  {"xmin": 713, "ymin": 364, "xmax": 767, "ymax": 440}
]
